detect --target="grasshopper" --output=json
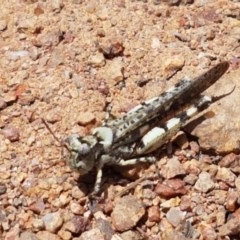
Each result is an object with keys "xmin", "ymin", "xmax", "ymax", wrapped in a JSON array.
[{"xmin": 46, "ymin": 61, "xmax": 230, "ymax": 196}]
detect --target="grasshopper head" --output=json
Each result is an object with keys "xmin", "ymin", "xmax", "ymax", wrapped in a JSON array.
[
  {"xmin": 41, "ymin": 119, "xmax": 99, "ymax": 175},
  {"xmin": 63, "ymin": 127, "xmax": 113, "ymax": 175},
  {"xmin": 63, "ymin": 134, "xmax": 98, "ymax": 175}
]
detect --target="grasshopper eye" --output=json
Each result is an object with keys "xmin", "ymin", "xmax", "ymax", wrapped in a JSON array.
[
  {"xmin": 64, "ymin": 134, "xmax": 82, "ymax": 149},
  {"xmin": 64, "ymin": 134, "xmax": 91, "ymax": 156},
  {"xmin": 76, "ymin": 142, "xmax": 91, "ymax": 156}
]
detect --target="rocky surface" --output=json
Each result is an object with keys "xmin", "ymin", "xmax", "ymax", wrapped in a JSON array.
[
  {"xmin": 190, "ymin": 68, "xmax": 240, "ymax": 153},
  {"xmin": 0, "ymin": 0, "xmax": 240, "ymax": 239}
]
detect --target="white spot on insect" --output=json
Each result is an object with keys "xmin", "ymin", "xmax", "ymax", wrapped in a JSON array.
[
  {"xmin": 144, "ymin": 97, "xmax": 158, "ymax": 104},
  {"xmin": 165, "ymin": 86, "xmax": 176, "ymax": 93},
  {"xmin": 141, "ymin": 127, "xmax": 166, "ymax": 147},
  {"xmin": 202, "ymin": 95, "xmax": 212, "ymax": 102},
  {"xmin": 166, "ymin": 118, "xmax": 181, "ymax": 129},
  {"xmin": 128, "ymin": 104, "xmax": 143, "ymax": 113},
  {"xmin": 181, "ymin": 76, "xmax": 191, "ymax": 82},
  {"xmin": 186, "ymin": 106, "xmax": 198, "ymax": 117},
  {"xmin": 92, "ymin": 127, "xmax": 113, "ymax": 149}
]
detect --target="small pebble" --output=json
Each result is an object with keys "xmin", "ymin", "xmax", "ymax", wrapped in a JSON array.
[
  {"xmin": 88, "ymin": 53, "xmax": 106, "ymax": 67},
  {"xmin": 194, "ymin": 172, "xmax": 215, "ymax": 193},
  {"xmin": 51, "ymin": 0, "xmax": 64, "ymax": 12},
  {"xmin": 42, "ymin": 212, "xmax": 63, "ymax": 233},
  {"xmin": 201, "ymin": 226, "xmax": 217, "ymax": 240},
  {"xmin": 226, "ymin": 191, "xmax": 238, "ymax": 212},
  {"xmin": 71, "ymin": 186, "xmax": 85, "ymax": 199},
  {"xmin": 155, "ymin": 179, "xmax": 187, "ymax": 198},
  {"xmin": 70, "ymin": 202, "xmax": 84, "ymax": 215},
  {"xmin": 166, "ymin": 207, "xmax": 186, "ymax": 227},
  {"xmin": 4, "ymin": 225, "xmax": 20, "ymax": 239},
  {"xmin": 64, "ymin": 216, "xmax": 86, "ymax": 234},
  {"xmin": 36, "ymin": 231, "xmax": 61, "ymax": 240},
  {"xmin": 0, "ymin": 183, "xmax": 7, "ymax": 194},
  {"xmin": 77, "ymin": 112, "xmax": 95, "ymax": 126},
  {"xmin": 20, "ymin": 231, "xmax": 38, "ymax": 240},
  {"xmin": 0, "ymin": 171, "xmax": 11, "ymax": 180},
  {"xmin": 2, "ymin": 126, "xmax": 20, "ymax": 142},
  {"xmin": 29, "ymin": 46, "xmax": 40, "ymax": 60},
  {"xmin": 0, "ymin": 19, "xmax": 7, "ymax": 31},
  {"xmin": 58, "ymin": 230, "xmax": 72, "ymax": 240},
  {"xmin": 29, "ymin": 199, "xmax": 45, "ymax": 214},
  {"xmin": 52, "ymin": 193, "xmax": 70, "ymax": 208},
  {"xmin": 162, "ymin": 55, "xmax": 185, "ymax": 73},
  {"xmin": 148, "ymin": 206, "xmax": 161, "ymax": 222},
  {"xmin": 151, "ymin": 37, "xmax": 161, "ymax": 49},
  {"xmin": 111, "ymin": 195, "xmax": 145, "ymax": 232},
  {"xmin": 215, "ymin": 167, "xmax": 236, "ymax": 187},
  {"xmin": 101, "ymin": 59, "xmax": 123, "ymax": 85},
  {"xmin": 160, "ymin": 157, "xmax": 186, "ymax": 179},
  {"xmin": 79, "ymin": 228, "xmax": 104, "ymax": 240},
  {"xmin": 0, "ymin": 98, "xmax": 7, "ymax": 109},
  {"xmin": 8, "ymin": 50, "xmax": 29, "ymax": 60},
  {"xmin": 120, "ymin": 231, "xmax": 142, "ymax": 240},
  {"xmin": 161, "ymin": 197, "xmax": 181, "ymax": 209},
  {"xmin": 32, "ymin": 219, "xmax": 45, "ymax": 230},
  {"xmin": 219, "ymin": 153, "xmax": 237, "ymax": 167},
  {"xmin": 218, "ymin": 217, "xmax": 240, "ymax": 236}
]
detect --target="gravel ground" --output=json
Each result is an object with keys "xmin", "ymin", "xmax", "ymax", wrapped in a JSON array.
[{"xmin": 1, "ymin": 0, "xmax": 240, "ymax": 239}]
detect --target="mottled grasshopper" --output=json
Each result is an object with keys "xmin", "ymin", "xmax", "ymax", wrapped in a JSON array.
[{"xmin": 45, "ymin": 61, "xmax": 230, "ymax": 195}]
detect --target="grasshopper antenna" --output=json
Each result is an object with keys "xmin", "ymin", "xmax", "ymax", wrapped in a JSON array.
[{"xmin": 41, "ymin": 118, "xmax": 71, "ymax": 153}]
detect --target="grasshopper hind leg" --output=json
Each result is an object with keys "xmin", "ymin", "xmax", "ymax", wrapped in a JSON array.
[
  {"xmin": 116, "ymin": 156, "xmax": 157, "ymax": 166},
  {"xmin": 136, "ymin": 95, "xmax": 212, "ymax": 155}
]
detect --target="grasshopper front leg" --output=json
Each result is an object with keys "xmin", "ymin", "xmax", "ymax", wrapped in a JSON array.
[{"xmin": 91, "ymin": 155, "xmax": 156, "ymax": 196}]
